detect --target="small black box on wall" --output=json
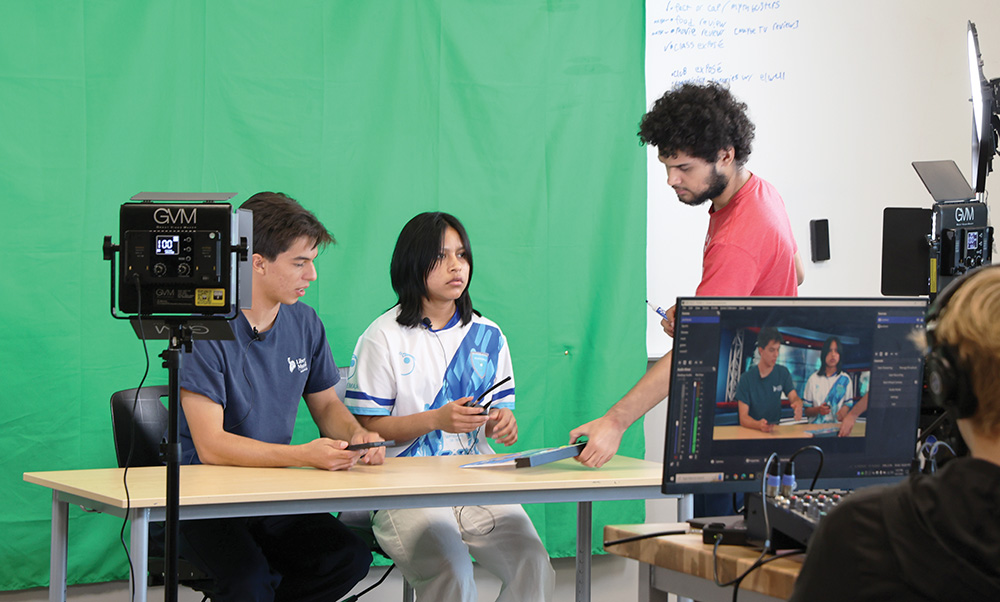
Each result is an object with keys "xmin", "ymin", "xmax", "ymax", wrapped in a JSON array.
[{"xmin": 810, "ymin": 218, "xmax": 830, "ymax": 262}]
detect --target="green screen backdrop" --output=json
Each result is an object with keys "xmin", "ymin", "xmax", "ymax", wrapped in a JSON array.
[{"xmin": 0, "ymin": 0, "xmax": 647, "ymax": 589}]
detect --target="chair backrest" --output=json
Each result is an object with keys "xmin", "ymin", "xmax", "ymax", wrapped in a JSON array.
[
  {"xmin": 335, "ymin": 365, "xmax": 349, "ymax": 402},
  {"xmin": 110, "ymin": 386, "xmax": 169, "ymax": 468}
]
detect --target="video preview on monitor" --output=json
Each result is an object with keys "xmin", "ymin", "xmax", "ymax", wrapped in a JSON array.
[{"xmin": 662, "ymin": 297, "xmax": 927, "ymax": 495}]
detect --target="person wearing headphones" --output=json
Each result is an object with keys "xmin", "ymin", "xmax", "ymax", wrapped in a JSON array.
[{"xmin": 789, "ymin": 267, "xmax": 1000, "ymax": 600}]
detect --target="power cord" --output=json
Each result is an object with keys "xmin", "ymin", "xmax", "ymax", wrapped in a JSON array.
[
  {"xmin": 723, "ymin": 547, "xmax": 805, "ymax": 602},
  {"xmin": 120, "ymin": 274, "xmax": 150, "ymax": 602},
  {"xmin": 711, "ymin": 453, "xmax": 776, "ymax": 592},
  {"xmin": 718, "ymin": 445, "xmax": 823, "ymax": 600},
  {"xmin": 338, "ymin": 563, "xmax": 397, "ymax": 602},
  {"xmin": 603, "ymin": 529, "xmax": 688, "ymax": 547},
  {"xmin": 788, "ymin": 445, "xmax": 824, "ymax": 490}
]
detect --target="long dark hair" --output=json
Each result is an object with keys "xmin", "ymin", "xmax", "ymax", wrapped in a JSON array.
[
  {"xmin": 390, "ymin": 212, "xmax": 475, "ymax": 328},
  {"xmin": 816, "ymin": 336, "xmax": 843, "ymax": 376}
]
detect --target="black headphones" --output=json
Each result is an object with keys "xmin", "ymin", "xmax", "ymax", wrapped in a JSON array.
[{"xmin": 923, "ymin": 267, "xmax": 996, "ymax": 418}]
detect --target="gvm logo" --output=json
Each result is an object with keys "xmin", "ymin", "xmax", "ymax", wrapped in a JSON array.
[
  {"xmin": 154, "ymin": 207, "xmax": 196, "ymax": 225},
  {"xmin": 955, "ymin": 206, "xmax": 976, "ymax": 223},
  {"xmin": 154, "ymin": 323, "xmax": 210, "ymax": 336}
]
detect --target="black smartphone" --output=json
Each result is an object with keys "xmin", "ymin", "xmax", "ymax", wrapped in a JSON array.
[{"xmin": 345, "ymin": 440, "xmax": 394, "ymax": 451}]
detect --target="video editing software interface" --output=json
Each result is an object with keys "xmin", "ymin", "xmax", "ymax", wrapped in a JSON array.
[{"xmin": 662, "ymin": 297, "xmax": 927, "ymax": 494}]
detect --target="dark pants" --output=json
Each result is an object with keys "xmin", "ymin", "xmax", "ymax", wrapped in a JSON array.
[
  {"xmin": 177, "ymin": 513, "xmax": 371, "ymax": 602},
  {"xmin": 694, "ymin": 492, "xmax": 744, "ymax": 518}
]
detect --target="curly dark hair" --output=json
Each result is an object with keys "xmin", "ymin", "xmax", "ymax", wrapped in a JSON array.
[{"xmin": 638, "ymin": 82, "xmax": 756, "ymax": 166}]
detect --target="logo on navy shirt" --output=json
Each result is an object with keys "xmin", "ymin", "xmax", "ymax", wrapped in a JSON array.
[{"xmin": 287, "ymin": 357, "xmax": 308, "ymax": 373}]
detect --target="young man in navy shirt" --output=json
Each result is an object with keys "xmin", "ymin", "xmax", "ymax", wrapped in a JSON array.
[{"xmin": 178, "ymin": 192, "xmax": 385, "ymax": 602}]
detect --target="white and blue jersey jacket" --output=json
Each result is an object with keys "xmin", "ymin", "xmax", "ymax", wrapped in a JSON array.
[{"xmin": 346, "ymin": 307, "xmax": 515, "ymax": 457}]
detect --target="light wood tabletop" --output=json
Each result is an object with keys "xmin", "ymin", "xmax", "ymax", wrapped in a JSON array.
[
  {"xmin": 24, "ymin": 454, "xmax": 662, "ymax": 509},
  {"xmin": 605, "ymin": 522, "xmax": 805, "ymax": 601},
  {"xmin": 26, "ymin": 454, "xmax": 666, "ymax": 602}
]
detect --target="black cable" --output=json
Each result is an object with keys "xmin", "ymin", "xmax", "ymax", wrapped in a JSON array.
[
  {"xmin": 728, "ymin": 548, "xmax": 805, "ymax": 602},
  {"xmin": 788, "ymin": 445, "xmax": 824, "ymax": 490},
  {"xmin": 457, "ymin": 505, "xmax": 497, "ymax": 536},
  {"xmin": 706, "ymin": 446, "xmax": 824, "ymax": 600},
  {"xmin": 722, "ymin": 445, "xmax": 824, "ymax": 600},
  {"xmin": 603, "ymin": 529, "xmax": 688, "ymax": 547},
  {"xmin": 916, "ymin": 412, "xmax": 949, "ymax": 448},
  {"xmin": 120, "ymin": 274, "xmax": 150, "ymax": 602},
  {"xmin": 713, "ymin": 453, "xmax": 776, "ymax": 590},
  {"xmin": 338, "ymin": 563, "xmax": 396, "ymax": 602}
]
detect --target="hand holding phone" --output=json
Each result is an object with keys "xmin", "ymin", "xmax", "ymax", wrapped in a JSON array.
[{"xmin": 464, "ymin": 376, "xmax": 512, "ymax": 414}]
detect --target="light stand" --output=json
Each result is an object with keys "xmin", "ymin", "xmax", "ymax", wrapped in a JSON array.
[
  {"xmin": 104, "ymin": 193, "xmax": 250, "ymax": 602},
  {"xmin": 159, "ymin": 320, "xmax": 190, "ymax": 602}
]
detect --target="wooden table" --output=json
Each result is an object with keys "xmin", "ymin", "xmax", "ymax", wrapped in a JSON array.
[
  {"xmin": 25, "ymin": 454, "xmax": 664, "ymax": 602},
  {"xmin": 605, "ymin": 522, "xmax": 805, "ymax": 602}
]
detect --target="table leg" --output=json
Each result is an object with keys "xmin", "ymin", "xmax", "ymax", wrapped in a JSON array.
[
  {"xmin": 575, "ymin": 501, "xmax": 592, "ymax": 602},
  {"xmin": 638, "ymin": 563, "xmax": 670, "ymax": 602},
  {"xmin": 129, "ymin": 508, "xmax": 150, "ymax": 602},
  {"xmin": 676, "ymin": 495, "xmax": 694, "ymax": 602},
  {"xmin": 678, "ymin": 494, "xmax": 693, "ymax": 522},
  {"xmin": 49, "ymin": 492, "xmax": 67, "ymax": 602}
]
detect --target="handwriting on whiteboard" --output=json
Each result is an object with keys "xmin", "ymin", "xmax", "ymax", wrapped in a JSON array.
[{"xmin": 647, "ymin": 0, "xmax": 801, "ymax": 88}]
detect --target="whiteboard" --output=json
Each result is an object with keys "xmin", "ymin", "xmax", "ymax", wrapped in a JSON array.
[{"xmin": 644, "ymin": 0, "xmax": 1000, "ymax": 356}]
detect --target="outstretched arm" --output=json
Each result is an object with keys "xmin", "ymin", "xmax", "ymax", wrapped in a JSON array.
[
  {"xmin": 838, "ymin": 394, "xmax": 868, "ymax": 437},
  {"xmin": 570, "ymin": 351, "xmax": 672, "ymax": 468}
]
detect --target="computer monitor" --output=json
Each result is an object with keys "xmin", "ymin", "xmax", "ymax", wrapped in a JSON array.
[{"xmin": 662, "ymin": 297, "xmax": 927, "ymax": 495}]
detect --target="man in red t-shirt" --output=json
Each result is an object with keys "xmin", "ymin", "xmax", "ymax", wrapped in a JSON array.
[{"xmin": 571, "ymin": 82, "xmax": 803, "ymax": 468}]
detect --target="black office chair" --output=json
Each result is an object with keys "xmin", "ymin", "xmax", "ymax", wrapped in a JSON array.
[
  {"xmin": 112, "ymin": 383, "xmax": 412, "ymax": 602},
  {"xmin": 110, "ymin": 386, "xmax": 214, "ymax": 600}
]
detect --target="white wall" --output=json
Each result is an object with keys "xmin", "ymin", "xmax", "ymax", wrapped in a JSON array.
[{"xmin": 645, "ymin": 0, "xmax": 1000, "ymax": 355}]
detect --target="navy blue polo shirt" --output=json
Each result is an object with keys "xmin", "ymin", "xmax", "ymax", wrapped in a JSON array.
[{"xmin": 178, "ymin": 301, "xmax": 340, "ymax": 465}]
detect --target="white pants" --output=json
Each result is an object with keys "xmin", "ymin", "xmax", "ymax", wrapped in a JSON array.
[{"xmin": 372, "ymin": 505, "xmax": 555, "ymax": 602}]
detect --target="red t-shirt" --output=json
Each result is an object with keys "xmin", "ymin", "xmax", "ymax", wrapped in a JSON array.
[{"xmin": 696, "ymin": 173, "xmax": 799, "ymax": 297}]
